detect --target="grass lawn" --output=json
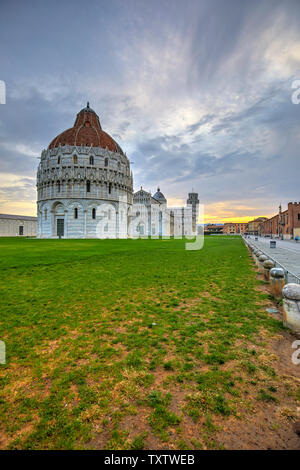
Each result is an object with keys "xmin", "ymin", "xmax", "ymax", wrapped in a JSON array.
[{"xmin": 0, "ymin": 236, "xmax": 298, "ymax": 449}]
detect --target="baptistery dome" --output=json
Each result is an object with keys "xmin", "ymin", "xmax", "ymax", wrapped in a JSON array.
[
  {"xmin": 49, "ymin": 102, "xmax": 124, "ymax": 154},
  {"xmin": 37, "ymin": 103, "xmax": 133, "ymax": 239}
]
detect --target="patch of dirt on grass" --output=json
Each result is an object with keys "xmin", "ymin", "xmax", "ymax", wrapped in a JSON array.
[
  {"xmin": 119, "ymin": 411, "xmax": 150, "ymax": 440},
  {"xmin": 151, "ymin": 366, "xmax": 175, "ymax": 388},
  {"xmin": 119, "ymin": 410, "xmax": 182, "ymax": 450},
  {"xmin": 0, "ymin": 430, "xmax": 10, "ymax": 449},
  {"xmin": 168, "ymin": 388, "xmax": 187, "ymax": 415},
  {"xmin": 255, "ymin": 282, "xmax": 270, "ymax": 295},
  {"xmin": 270, "ymin": 330, "xmax": 300, "ymax": 378},
  {"xmin": 67, "ymin": 383, "xmax": 81, "ymax": 408},
  {"xmin": 217, "ymin": 403, "xmax": 300, "ymax": 449},
  {"xmin": 0, "ymin": 413, "xmax": 40, "ymax": 450},
  {"xmin": 39, "ymin": 339, "xmax": 61, "ymax": 355},
  {"xmin": 86, "ymin": 420, "xmax": 113, "ymax": 450},
  {"xmin": 174, "ymin": 293, "xmax": 220, "ymax": 312}
]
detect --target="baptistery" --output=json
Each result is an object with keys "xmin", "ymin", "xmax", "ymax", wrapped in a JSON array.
[{"xmin": 37, "ymin": 103, "xmax": 133, "ymax": 238}]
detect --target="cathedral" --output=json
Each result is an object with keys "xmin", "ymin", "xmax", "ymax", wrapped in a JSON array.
[{"xmin": 37, "ymin": 104, "xmax": 198, "ymax": 238}]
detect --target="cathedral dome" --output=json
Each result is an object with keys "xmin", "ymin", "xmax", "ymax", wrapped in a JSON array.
[
  {"xmin": 48, "ymin": 102, "xmax": 124, "ymax": 154},
  {"xmin": 153, "ymin": 187, "xmax": 167, "ymax": 203}
]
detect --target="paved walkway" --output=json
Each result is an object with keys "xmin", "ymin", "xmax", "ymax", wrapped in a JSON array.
[{"xmin": 246, "ymin": 236, "xmax": 300, "ymax": 283}]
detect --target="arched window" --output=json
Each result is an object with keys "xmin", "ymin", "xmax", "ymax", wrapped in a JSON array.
[
  {"xmin": 86, "ymin": 180, "xmax": 91, "ymax": 193},
  {"xmin": 89, "ymin": 156, "xmax": 94, "ymax": 165},
  {"xmin": 108, "ymin": 182, "xmax": 112, "ymax": 194},
  {"xmin": 57, "ymin": 182, "xmax": 60, "ymax": 193},
  {"xmin": 104, "ymin": 157, "xmax": 108, "ymax": 167},
  {"xmin": 73, "ymin": 155, "xmax": 78, "ymax": 164},
  {"xmin": 92, "ymin": 208, "xmax": 96, "ymax": 219},
  {"xmin": 74, "ymin": 208, "xmax": 78, "ymax": 219},
  {"xmin": 58, "ymin": 156, "xmax": 61, "ymax": 164}
]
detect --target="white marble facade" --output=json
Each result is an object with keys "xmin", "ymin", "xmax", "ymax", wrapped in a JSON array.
[
  {"xmin": 132, "ymin": 187, "xmax": 198, "ymax": 238},
  {"xmin": 37, "ymin": 145, "xmax": 133, "ymax": 238}
]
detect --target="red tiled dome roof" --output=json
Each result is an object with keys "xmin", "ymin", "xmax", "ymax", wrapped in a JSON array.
[{"xmin": 48, "ymin": 103, "xmax": 124, "ymax": 154}]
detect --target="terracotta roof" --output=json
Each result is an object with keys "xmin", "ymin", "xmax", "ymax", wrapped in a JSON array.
[
  {"xmin": 248, "ymin": 217, "xmax": 268, "ymax": 223},
  {"xmin": 0, "ymin": 214, "xmax": 37, "ymax": 221},
  {"xmin": 48, "ymin": 102, "xmax": 124, "ymax": 154}
]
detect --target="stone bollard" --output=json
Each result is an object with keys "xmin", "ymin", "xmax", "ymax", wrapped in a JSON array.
[
  {"xmin": 258, "ymin": 254, "xmax": 268, "ymax": 270},
  {"xmin": 263, "ymin": 259, "xmax": 275, "ymax": 281},
  {"xmin": 253, "ymin": 250, "xmax": 261, "ymax": 265},
  {"xmin": 282, "ymin": 283, "xmax": 300, "ymax": 336},
  {"xmin": 269, "ymin": 268, "xmax": 285, "ymax": 298}
]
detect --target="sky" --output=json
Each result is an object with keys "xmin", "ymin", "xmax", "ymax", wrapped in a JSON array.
[{"xmin": 0, "ymin": 0, "xmax": 300, "ymax": 223}]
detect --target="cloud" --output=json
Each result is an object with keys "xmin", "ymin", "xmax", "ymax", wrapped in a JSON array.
[{"xmin": 0, "ymin": 0, "xmax": 300, "ymax": 220}]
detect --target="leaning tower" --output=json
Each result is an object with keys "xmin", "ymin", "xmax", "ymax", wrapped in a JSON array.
[{"xmin": 187, "ymin": 192, "xmax": 199, "ymax": 235}]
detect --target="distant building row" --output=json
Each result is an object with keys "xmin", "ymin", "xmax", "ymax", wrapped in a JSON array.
[
  {"xmin": 204, "ymin": 222, "xmax": 249, "ymax": 235},
  {"xmin": 258, "ymin": 202, "xmax": 300, "ymax": 239},
  {"xmin": 204, "ymin": 201, "xmax": 300, "ymax": 239}
]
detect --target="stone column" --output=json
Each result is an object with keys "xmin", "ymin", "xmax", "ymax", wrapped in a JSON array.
[
  {"xmin": 64, "ymin": 210, "xmax": 68, "ymax": 238},
  {"xmin": 116, "ymin": 210, "xmax": 119, "ymax": 239},
  {"xmin": 84, "ymin": 210, "xmax": 87, "ymax": 238},
  {"xmin": 51, "ymin": 210, "xmax": 55, "ymax": 238},
  {"xmin": 269, "ymin": 268, "xmax": 285, "ymax": 298},
  {"xmin": 282, "ymin": 283, "xmax": 300, "ymax": 335},
  {"xmin": 38, "ymin": 210, "xmax": 42, "ymax": 238},
  {"xmin": 263, "ymin": 259, "xmax": 275, "ymax": 281}
]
